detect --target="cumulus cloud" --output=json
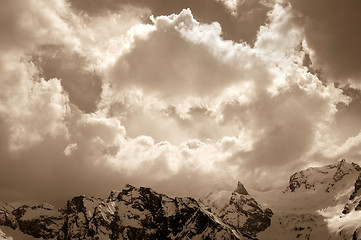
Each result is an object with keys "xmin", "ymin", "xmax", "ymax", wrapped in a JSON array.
[
  {"xmin": 68, "ymin": 0, "xmax": 272, "ymax": 44},
  {"xmin": 0, "ymin": 55, "xmax": 70, "ymax": 152},
  {"xmin": 108, "ymin": 9, "xmax": 272, "ymax": 98},
  {"xmin": 1, "ymin": 0, "xmax": 360, "ymax": 207}
]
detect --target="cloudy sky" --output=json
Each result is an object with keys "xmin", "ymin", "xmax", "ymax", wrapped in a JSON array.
[{"xmin": 1, "ymin": 0, "xmax": 361, "ymax": 206}]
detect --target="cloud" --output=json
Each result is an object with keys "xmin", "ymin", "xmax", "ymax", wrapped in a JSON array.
[
  {"xmin": 288, "ymin": 0, "xmax": 361, "ymax": 86},
  {"xmin": 68, "ymin": 0, "xmax": 272, "ymax": 44},
  {"xmin": 0, "ymin": 54, "xmax": 70, "ymax": 152},
  {"xmin": 108, "ymin": 9, "xmax": 272, "ymax": 98},
  {"xmin": 0, "ymin": 0, "xmax": 359, "ymax": 207},
  {"xmin": 102, "ymin": 5, "xmax": 349, "ymax": 190},
  {"xmin": 32, "ymin": 45, "xmax": 102, "ymax": 113}
]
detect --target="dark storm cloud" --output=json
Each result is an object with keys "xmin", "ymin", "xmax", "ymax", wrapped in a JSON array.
[
  {"xmin": 33, "ymin": 45, "xmax": 102, "ymax": 113},
  {"xmin": 69, "ymin": 0, "xmax": 272, "ymax": 44},
  {"xmin": 289, "ymin": 0, "xmax": 361, "ymax": 85}
]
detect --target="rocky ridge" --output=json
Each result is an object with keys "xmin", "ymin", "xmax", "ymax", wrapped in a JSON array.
[
  {"xmin": 285, "ymin": 159, "xmax": 361, "ymax": 193},
  {"xmin": 0, "ymin": 184, "xmax": 269, "ymax": 240},
  {"xmin": 2, "ymin": 159, "xmax": 361, "ymax": 240}
]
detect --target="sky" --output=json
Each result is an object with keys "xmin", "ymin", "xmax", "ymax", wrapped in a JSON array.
[{"xmin": 1, "ymin": 0, "xmax": 361, "ymax": 207}]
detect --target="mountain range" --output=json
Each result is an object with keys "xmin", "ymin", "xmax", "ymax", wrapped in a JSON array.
[{"xmin": 1, "ymin": 159, "xmax": 361, "ymax": 239}]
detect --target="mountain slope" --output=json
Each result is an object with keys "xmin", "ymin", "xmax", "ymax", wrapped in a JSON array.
[
  {"xmin": 285, "ymin": 159, "xmax": 361, "ymax": 193},
  {"xmin": 200, "ymin": 182, "xmax": 273, "ymax": 238},
  {"xmin": 257, "ymin": 159, "xmax": 361, "ymax": 240},
  {"xmin": 1, "ymin": 159, "xmax": 361, "ymax": 239},
  {"xmin": 1, "ymin": 184, "xmax": 263, "ymax": 240}
]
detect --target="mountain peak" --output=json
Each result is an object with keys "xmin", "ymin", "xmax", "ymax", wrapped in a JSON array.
[
  {"xmin": 235, "ymin": 181, "xmax": 249, "ymax": 195},
  {"xmin": 286, "ymin": 159, "xmax": 361, "ymax": 193}
]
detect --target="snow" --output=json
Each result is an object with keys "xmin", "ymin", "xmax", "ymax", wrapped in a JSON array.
[
  {"xmin": 0, "ymin": 226, "xmax": 35, "ymax": 240},
  {"xmin": 0, "ymin": 228, "xmax": 12, "ymax": 240},
  {"xmin": 83, "ymin": 198, "xmax": 103, "ymax": 219},
  {"xmin": 318, "ymin": 205, "xmax": 361, "ymax": 238},
  {"xmin": 0, "ymin": 203, "xmax": 15, "ymax": 213},
  {"xmin": 119, "ymin": 190, "xmax": 141, "ymax": 203},
  {"xmin": 199, "ymin": 182, "xmax": 234, "ymax": 215},
  {"xmin": 115, "ymin": 202, "xmax": 149, "ymax": 228},
  {"xmin": 253, "ymin": 160, "xmax": 361, "ymax": 240},
  {"xmin": 21, "ymin": 206, "xmax": 61, "ymax": 221},
  {"xmin": 2, "ymin": 160, "xmax": 360, "ymax": 240},
  {"xmin": 162, "ymin": 198, "xmax": 177, "ymax": 217}
]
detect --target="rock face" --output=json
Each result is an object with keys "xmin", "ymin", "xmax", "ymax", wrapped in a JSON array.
[
  {"xmin": 286, "ymin": 159, "xmax": 361, "ymax": 192},
  {"xmin": 0, "ymin": 203, "xmax": 17, "ymax": 229},
  {"xmin": 0, "ymin": 184, "xmax": 271, "ymax": 239},
  {"xmin": 0, "ymin": 203, "xmax": 65, "ymax": 239},
  {"xmin": 4, "ymin": 159, "xmax": 361, "ymax": 239},
  {"xmin": 343, "ymin": 172, "xmax": 361, "ymax": 214},
  {"xmin": 200, "ymin": 181, "xmax": 273, "ymax": 238}
]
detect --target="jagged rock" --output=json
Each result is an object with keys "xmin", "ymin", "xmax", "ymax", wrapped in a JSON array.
[
  {"xmin": 350, "ymin": 173, "xmax": 361, "ymax": 200},
  {"xmin": 1, "ymin": 185, "xmax": 249, "ymax": 239},
  {"xmin": 13, "ymin": 203, "xmax": 64, "ymax": 239},
  {"xmin": 333, "ymin": 159, "xmax": 351, "ymax": 181},
  {"xmin": 352, "ymin": 162, "xmax": 361, "ymax": 172},
  {"xmin": 235, "ymin": 182, "xmax": 249, "ymax": 195},
  {"xmin": 342, "ymin": 203, "xmax": 351, "ymax": 214},
  {"xmin": 60, "ymin": 195, "xmax": 103, "ymax": 239},
  {"xmin": 343, "ymin": 172, "xmax": 361, "ymax": 214},
  {"xmin": 0, "ymin": 203, "xmax": 17, "ymax": 229},
  {"xmin": 220, "ymin": 190, "xmax": 272, "ymax": 237}
]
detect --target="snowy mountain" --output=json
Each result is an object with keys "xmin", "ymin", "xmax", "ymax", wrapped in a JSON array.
[
  {"xmin": 200, "ymin": 182, "xmax": 273, "ymax": 238},
  {"xmin": 0, "ymin": 184, "xmax": 261, "ymax": 240},
  {"xmin": 285, "ymin": 159, "xmax": 361, "ymax": 193},
  {"xmin": 257, "ymin": 159, "xmax": 361, "ymax": 240},
  {"xmin": 1, "ymin": 159, "xmax": 361, "ymax": 240}
]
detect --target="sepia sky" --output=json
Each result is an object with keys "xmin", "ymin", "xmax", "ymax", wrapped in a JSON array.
[{"xmin": 1, "ymin": 0, "xmax": 361, "ymax": 206}]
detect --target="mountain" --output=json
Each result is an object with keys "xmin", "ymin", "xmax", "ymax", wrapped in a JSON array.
[
  {"xmin": 200, "ymin": 182, "xmax": 273, "ymax": 238},
  {"xmin": 1, "ymin": 159, "xmax": 361, "ymax": 240},
  {"xmin": 285, "ymin": 159, "xmax": 361, "ymax": 193},
  {"xmin": 257, "ymin": 159, "xmax": 361, "ymax": 240},
  {"xmin": 0, "ymin": 184, "xmax": 266, "ymax": 240}
]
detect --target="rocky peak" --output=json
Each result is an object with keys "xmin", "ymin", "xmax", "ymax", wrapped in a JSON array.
[
  {"xmin": 235, "ymin": 182, "xmax": 249, "ymax": 195},
  {"xmin": 333, "ymin": 158, "xmax": 357, "ymax": 181},
  {"xmin": 108, "ymin": 190, "xmax": 121, "ymax": 201},
  {"xmin": 200, "ymin": 181, "xmax": 272, "ymax": 238},
  {"xmin": 286, "ymin": 159, "xmax": 361, "ymax": 192},
  {"xmin": 1, "ymin": 185, "xmax": 248, "ymax": 240}
]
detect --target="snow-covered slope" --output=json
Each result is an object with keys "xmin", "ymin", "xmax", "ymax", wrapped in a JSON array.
[
  {"xmin": 200, "ymin": 182, "xmax": 273, "ymax": 238},
  {"xmin": 256, "ymin": 159, "xmax": 361, "ymax": 240},
  {"xmin": 2, "ymin": 159, "xmax": 361, "ymax": 239},
  {"xmin": 1, "ymin": 184, "xmax": 267, "ymax": 239},
  {"xmin": 285, "ymin": 159, "xmax": 360, "ymax": 193}
]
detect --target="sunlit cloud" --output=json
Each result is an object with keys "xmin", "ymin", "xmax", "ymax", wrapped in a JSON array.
[{"xmin": 0, "ymin": 0, "xmax": 360, "ymax": 207}]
